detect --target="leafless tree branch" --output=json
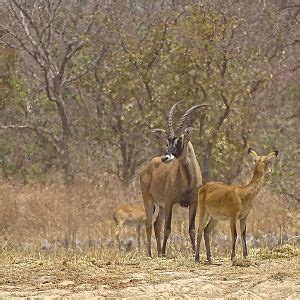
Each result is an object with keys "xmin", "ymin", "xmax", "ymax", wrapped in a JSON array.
[{"xmin": 0, "ymin": 124, "xmax": 60, "ymax": 152}]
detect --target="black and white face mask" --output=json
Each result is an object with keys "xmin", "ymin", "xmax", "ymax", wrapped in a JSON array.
[{"xmin": 161, "ymin": 136, "xmax": 184, "ymax": 163}]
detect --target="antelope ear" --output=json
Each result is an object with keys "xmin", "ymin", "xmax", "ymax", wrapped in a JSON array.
[
  {"xmin": 266, "ymin": 150, "xmax": 278, "ymax": 161},
  {"xmin": 183, "ymin": 127, "xmax": 194, "ymax": 135},
  {"xmin": 151, "ymin": 129, "xmax": 167, "ymax": 140},
  {"xmin": 248, "ymin": 148, "xmax": 258, "ymax": 160}
]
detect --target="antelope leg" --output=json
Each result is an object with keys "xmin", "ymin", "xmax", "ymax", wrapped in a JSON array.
[{"xmin": 162, "ymin": 203, "xmax": 173, "ymax": 256}]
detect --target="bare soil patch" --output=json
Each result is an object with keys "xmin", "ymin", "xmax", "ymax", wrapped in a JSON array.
[{"xmin": 0, "ymin": 247, "xmax": 298, "ymax": 299}]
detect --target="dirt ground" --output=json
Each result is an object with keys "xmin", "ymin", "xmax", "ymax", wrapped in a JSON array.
[{"xmin": 0, "ymin": 248, "xmax": 299, "ymax": 299}]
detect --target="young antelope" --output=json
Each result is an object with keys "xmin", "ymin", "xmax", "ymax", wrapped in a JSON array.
[{"xmin": 195, "ymin": 148, "xmax": 278, "ymax": 263}]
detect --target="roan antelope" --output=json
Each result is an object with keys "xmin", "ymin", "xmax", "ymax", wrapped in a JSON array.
[
  {"xmin": 195, "ymin": 148, "xmax": 279, "ymax": 263},
  {"xmin": 140, "ymin": 101, "xmax": 210, "ymax": 257},
  {"xmin": 113, "ymin": 203, "xmax": 146, "ymax": 250}
]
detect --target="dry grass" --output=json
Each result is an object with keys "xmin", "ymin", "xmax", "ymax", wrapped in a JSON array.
[
  {"xmin": 0, "ymin": 245, "xmax": 298, "ymax": 298},
  {"xmin": 0, "ymin": 247, "xmax": 200, "ymax": 292},
  {"xmin": 0, "ymin": 179, "xmax": 298, "ymax": 298},
  {"xmin": 250, "ymin": 244, "xmax": 299, "ymax": 259},
  {"xmin": 0, "ymin": 180, "xmax": 298, "ymax": 254},
  {"xmin": 0, "ymin": 244, "xmax": 298, "ymax": 284}
]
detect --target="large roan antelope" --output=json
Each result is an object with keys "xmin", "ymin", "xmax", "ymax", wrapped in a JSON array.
[
  {"xmin": 195, "ymin": 148, "xmax": 279, "ymax": 263},
  {"xmin": 140, "ymin": 101, "xmax": 210, "ymax": 257}
]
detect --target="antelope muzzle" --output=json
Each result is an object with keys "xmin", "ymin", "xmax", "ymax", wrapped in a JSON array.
[{"xmin": 161, "ymin": 153, "xmax": 175, "ymax": 163}]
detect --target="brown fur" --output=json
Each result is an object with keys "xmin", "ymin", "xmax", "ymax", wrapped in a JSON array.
[
  {"xmin": 195, "ymin": 148, "xmax": 278, "ymax": 263},
  {"xmin": 140, "ymin": 102, "xmax": 210, "ymax": 257},
  {"xmin": 113, "ymin": 204, "xmax": 146, "ymax": 250},
  {"xmin": 140, "ymin": 137, "xmax": 202, "ymax": 257}
]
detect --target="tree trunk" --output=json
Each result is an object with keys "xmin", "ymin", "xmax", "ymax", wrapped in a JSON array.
[
  {"xmin": 201, "ymin": 142, "xmax": 213, "ymax": 184},
  {"xmin": 55, "ymin": 94, "xmax": 73, "ymax": 183}
]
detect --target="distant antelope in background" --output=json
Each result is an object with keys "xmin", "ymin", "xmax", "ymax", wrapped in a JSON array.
[
  {"xmin": 195, "ymin": 148, "xmax": 279, "ymax": 263},
  {"xmin": 113, "ymin": 203, "xmax": 146, "ymax": 250},
  {"xmin": 140, "ymin": 100, "xmax": 210, "ymax": 257}
]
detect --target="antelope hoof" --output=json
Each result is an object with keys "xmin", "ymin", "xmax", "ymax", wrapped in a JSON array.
[
  {"xmin": 207, "ymin": 257, "xmax": 213, "ymax": 264},
  {"xmin": 195, "ymin": 254, "xmax": 200, "ymax": 263}
]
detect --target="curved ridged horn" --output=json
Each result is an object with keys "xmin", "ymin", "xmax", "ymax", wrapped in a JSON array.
[
  {"xmin": 176, "ymin": 104, "xmax": 211, "ymax": 135},
  {"xmin": 168, "ymin": 100, "xmax": 186, "ymax": 138},
  {"xmin": 151, "ymin": 128, "xmax": 167, "ymax": 140}
]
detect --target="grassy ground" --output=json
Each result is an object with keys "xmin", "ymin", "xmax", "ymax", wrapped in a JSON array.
[
  {"xmin": 0, "ymin": 182, "xmax": 299, "ymax": 298},
  {"xmin": 0, "ymin": 245, "xmax": 298, "ymax": 298}
]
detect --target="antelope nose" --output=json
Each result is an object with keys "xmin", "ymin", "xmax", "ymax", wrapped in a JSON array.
[{"xmin": 161, "ymin": 155, "xmax": 168, "ymax": 163}]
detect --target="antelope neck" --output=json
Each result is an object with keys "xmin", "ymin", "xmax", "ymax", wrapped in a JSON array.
[
  {"xmin": 177, "ymin": 140, "xmax": 192, "ymax": 160},
  {"xmin": 243, "ymin": 164, "xmax": 265, "ymax": 200},
  {"xmin": 178, "ymin": 142, "xmax": 197, "ymax": 187}
]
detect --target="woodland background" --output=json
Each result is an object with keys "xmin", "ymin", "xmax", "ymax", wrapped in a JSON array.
[{"xmin": 0, "ymin": 0, "xmax": 299, "ymax": 250}]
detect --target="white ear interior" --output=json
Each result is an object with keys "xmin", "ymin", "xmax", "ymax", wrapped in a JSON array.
[
  {"xmin": 184, "ymin": 127, "xmax": 194, "ymax": 135},
  {"xmin": 248, "ymin": 148, "xmax": 259, "ymax": 161},
  {"xmin": 266, "ymin": 151, "xmax": 278, "ymax": 161}
]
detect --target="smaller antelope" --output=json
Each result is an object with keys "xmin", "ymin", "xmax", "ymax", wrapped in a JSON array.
[
  {"xmin": 195, "ymin": 148, "xmax": 279, "ymax": 263},
  {"xmin": 113, "ymin": 204, "xmax": 146, "ymax": 250}
]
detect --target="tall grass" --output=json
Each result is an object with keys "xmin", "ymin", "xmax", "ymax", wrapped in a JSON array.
[{"xmin": 0, "ymin": 179, "xmax": 298, "ymax": 256}]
